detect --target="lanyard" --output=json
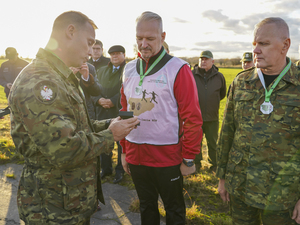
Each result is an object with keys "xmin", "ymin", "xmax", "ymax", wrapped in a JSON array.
[
  {"xmin": 257, "ymin": 59, "xmax": 291, "ymax": 102},
  {"xmin": 138, "ymin": 49, "xmax": 166, "ymax": 86}
]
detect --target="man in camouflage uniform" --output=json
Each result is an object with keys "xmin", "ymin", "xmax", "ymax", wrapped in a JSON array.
[
  {"xmin": 217, "ymin": 17, "xmax": 300, "ymax": 224},
  {"xmin": 8, "ymin": 11, "xmax": 139, "ymax": 224}
]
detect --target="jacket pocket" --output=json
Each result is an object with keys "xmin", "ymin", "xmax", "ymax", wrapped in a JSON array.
[
  {"xmin": 233, "ymin": 90, "xmax": 255, "ymax": 121},
  {"xmin": 274, "ymin": 94, "xmax": 300, "ymax": 132},
  {"xmin": 61, "ymin": 166, "xmax": 97, "ymax": 213},
  {"xmin": 267, "ymin": 161, "xmax": 300, "ymax": 206}
]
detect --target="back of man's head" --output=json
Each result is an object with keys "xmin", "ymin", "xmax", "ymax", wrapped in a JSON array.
[{"xmin": 52, "ymin": 11, "xmax": 97, "ymax": 34}]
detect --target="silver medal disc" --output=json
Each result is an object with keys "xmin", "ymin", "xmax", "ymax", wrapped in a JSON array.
[
  {"xmin": 135, "ymin": 86, "xmax": 142, "ymax": 96},
  {"xmin": 260, "ymin": 101, "xmax": 273, "ymax": 114}
]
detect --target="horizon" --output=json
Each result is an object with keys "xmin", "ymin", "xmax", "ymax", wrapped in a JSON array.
[{"xmin": 1, "ymin": 0, "xmax": 300, "ymax": 60}]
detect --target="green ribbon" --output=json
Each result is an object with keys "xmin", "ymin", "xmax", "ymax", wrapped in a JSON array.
[
  {"xmin": 138, "ymin": 49, "xmax": 166, "ymax": 86},
  {"xmin": 259, "ymin": 59, "xmax": 292, "ymax": 102}
]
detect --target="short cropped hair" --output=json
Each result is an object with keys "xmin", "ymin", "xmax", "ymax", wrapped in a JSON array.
[
  {"xmin": 94, "ymin": 39, "xmax": 103, "ymax": 48},
  {"xmin": 255, "ymin": 17, "xmax": 289, "ymax": 40},
  {"xmin": 52, "ymin": 11, "xmax": 97, "ymax": 32},
  {"xmin": 136, "ymin": 11, "xmax": 163, "ymax": 32}
]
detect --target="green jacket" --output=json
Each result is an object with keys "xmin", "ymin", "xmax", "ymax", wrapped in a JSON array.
[
  {"xmin": 217, "ymin": 58, "xmax": 300, "ymax": 210},
  {"xmin": 9, "ymin": 48, "xmax": 114, "ymax": 224}
]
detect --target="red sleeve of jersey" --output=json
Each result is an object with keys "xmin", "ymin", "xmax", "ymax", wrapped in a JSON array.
[
  {"xmin": 119, "ymin": 84, "xmax": 127, "ymax": 153},
  {"xmin": 174, "ymin": 64, "xmax": 203, "ymax": 159}
]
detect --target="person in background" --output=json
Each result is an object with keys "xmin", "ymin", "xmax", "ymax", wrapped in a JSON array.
[
  {"xmin": 192, "ymin": 50, "xmax": 226, "ymax": 172},
  {"xmin": 163, "ymin": 41, "xmax": 169, "ymax": 54},
  {"xmin": 217, "ymin": 17, "xmax": 300, "ymax": 224},
  {"xmin": 120, "ymin": 11, "xmax": 203, "ymax": 225},
  {"xmin": 8, "ymin": 11, "xmax": 139, "ymax": 224},
  {"xmin": 70, "ymin": 62, "xmax": 102, "ymax": 120},
  {"xmin": 94, "ymin": 45, "xmax": 126, "ymax": 184},
  {"xmin": 241, "ymin": 52, "xmax": 254, "ymax": 70},
  {"xmin": 88, "ymin": 39, "xmax": 110, "ymax": 71},
  {"xmin": 0, "ymin": 47, "xmax": 29, "ymax": 98}
]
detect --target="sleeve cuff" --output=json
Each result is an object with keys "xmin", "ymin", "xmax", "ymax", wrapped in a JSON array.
[{"xmin": 81, "ymin": 74, "xmax": 90, "ymax": 82}]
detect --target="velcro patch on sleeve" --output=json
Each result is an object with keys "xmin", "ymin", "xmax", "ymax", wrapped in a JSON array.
[{"xmin": 33, "ymin": 80, "xmax": 58, "ymax": 104}]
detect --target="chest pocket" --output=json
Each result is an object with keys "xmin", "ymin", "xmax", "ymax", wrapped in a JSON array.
[
  {"xmin": 273, "ymin": 94, "xmax": 300, "ymax": 132},
  {"xmin": 233, "ymin": 90, "xmax": 255, "ymax": 121},
  {"xmin": 67, "ymin": 88, "xmax": 90, "ymax": 132}
]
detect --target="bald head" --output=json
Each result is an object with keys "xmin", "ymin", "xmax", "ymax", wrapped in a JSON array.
[{"xmin": 254, "ymin": 17, "xmax": 289, "ymax": 41}]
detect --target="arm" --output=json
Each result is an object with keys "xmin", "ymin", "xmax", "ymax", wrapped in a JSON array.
[
  {"xmin": 0, "ymin": 64, "xmax": 8, "ymax": 88},
  {"xmin": 174, "ymin": 64, "xmax": 203, "ymax": 175},
  {"xmin": 216, "ymin": 79, "xmax": 236, "ymax": 179},
  {"xmin": 220, "ymin": 73, "xmax": 226, "ymax": 100}
]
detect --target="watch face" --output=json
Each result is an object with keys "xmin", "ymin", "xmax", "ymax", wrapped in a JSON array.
[{"xmin": 186, "ymin": 161, "xmax": 194, "ymax": 167}]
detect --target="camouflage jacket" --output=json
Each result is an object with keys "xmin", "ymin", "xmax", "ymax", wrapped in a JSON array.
[
  {"xmin": 216, "ymin": 59, "xmax": 300, "ymax": 210},
  {"xmin": 8, "ymin": 48, "xmax": 114, "ymax": 224}
]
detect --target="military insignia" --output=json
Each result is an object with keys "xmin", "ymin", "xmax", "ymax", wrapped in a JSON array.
[
  {"xmin": 34, "ymin": 80, "xmax": 58, "ymax": 104},
  {"xmin": 41, "ymin": 85, "xmax": 53, "ymax": 100}
]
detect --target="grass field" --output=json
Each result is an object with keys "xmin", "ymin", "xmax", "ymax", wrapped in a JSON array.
[{"xmin": 0, "ymin": 66, "xmax": 241, "ymax": 224}]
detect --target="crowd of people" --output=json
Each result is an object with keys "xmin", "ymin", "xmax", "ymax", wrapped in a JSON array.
[{"xmin": 1, "ymin": 10, "xmax": 300, "ymax": 225}]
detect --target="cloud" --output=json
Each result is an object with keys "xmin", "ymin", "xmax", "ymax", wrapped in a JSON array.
[
  {"xmin": 169, "ymin": 46, "xmax": 185, "ymax": 51},
  {"xmin": 193, "ymin": 41, "xmax": 250, "ymax": 53},
  {"xmin": 173, "ymin": 17, "xmax": 190, "ymax": 23}
]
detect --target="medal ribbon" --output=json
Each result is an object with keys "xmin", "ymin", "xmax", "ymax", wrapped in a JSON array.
[
  {"xmin": 257, "ymin": 59, "xmax": 291, "ymax": 102},
  {"xmin": 139, "ymin": 49, "xmax": 166, "ymax": 86}
]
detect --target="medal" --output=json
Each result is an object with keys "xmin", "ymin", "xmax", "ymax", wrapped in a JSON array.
[
  {"xmin": 257, "ymin": 59, "xmax": 292, "ymax": 115},
  {"xmin": 260, "ymin": 101, "xmax": 273, "ymax": 114},
  {"xmin": 135, "ymin": 86, "xmax": 142, "ymax": 95}
]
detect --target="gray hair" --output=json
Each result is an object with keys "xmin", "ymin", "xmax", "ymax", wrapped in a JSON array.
[
  {"xmin": 136, "ymin": 11, "xmax": 163, "ymax": 32},
  {"xmin": 254, "ymin": 17, "xmax": 289, "ymax": 40}
]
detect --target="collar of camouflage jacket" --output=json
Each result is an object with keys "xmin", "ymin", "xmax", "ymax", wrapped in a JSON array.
[
  {"xmin": 37, "ymin": 48, "xmax": 73, "ymax": 79},
  {"xmin": 244, "ymin": 57, "xmax": 300, "ymax": 87}
]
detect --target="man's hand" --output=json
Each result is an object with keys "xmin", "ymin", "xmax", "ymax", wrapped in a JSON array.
[
  {"xmin": 121, "ymin": 153, "xmax": 131, "ymax": 175},
  {"xmin": 78, "ymin": 63, "xmax": 89, "ymax": 80},
  {"xmin": 108, "ymin": 116, "xmax": 139, "ymax": 141},
  {"xmin": 6, "ymin": 83, "xmax": 12, "ymax": 89},
  {"xmin": 292, "ymin": 199, "xmax": 300, "ymax": 224},
  {"xmin": 98, "ymin": 98, "xmax": 114, "ymax": 109},
  {"xmin": 70, "ymin": 63, "xmax": 89, "ymax": 80},
  {"xmin": 180, "ymin": 163, "xmax": 196, "ymax": 176},
  {"xmin": 218, "ymin": 179, "xmax": 230, "ymax": 202}
]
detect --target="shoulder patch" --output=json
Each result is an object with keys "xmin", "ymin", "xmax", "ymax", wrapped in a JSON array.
[{"xmin": 33, "ymin": 80, "xmax": 58, "ymax": 104}]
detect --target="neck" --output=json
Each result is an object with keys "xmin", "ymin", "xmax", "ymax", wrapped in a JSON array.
[{"xmin": 260, "ymin": 59, "xmax": 287, "ymax": 75}]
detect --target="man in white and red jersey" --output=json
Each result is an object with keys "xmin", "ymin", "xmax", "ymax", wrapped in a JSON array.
[{"xmin": 120, "ymin": 11, "xmax": 203, "ymax": 225}]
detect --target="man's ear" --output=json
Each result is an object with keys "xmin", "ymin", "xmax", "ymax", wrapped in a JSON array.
[
  {"xmin": 162, "ymin": 32, "xmax": 166, "ymax": 43},
  {"xmin": 282, "ymin": 38, "xmax": 291, "ymax": 54},
  {"xmin": 66, "ymin": 24, "xmax": 76, "ymax": 39}
]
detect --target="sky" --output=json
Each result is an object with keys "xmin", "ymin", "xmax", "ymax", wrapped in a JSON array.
[{"xmin": 1, "ymin": 0, "xmax": 300, "ymax": 60}]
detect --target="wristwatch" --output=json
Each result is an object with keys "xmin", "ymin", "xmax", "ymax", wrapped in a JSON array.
[
  {"xmin": 105, "ymin": 119, "xmax": 111, "ymax": 129},
  {"xmin": 182, "ymin": 159, "xmax": 195, "ymax": 167}
]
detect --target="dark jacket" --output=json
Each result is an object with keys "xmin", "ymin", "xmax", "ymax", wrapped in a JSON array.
[
  {"xmin": 88, "ymin": 55, "xmax": 110, "ymax": 72},
  {"xmin": 79, "ymin": 63, "xmax": 103, "ymax": 120},
  {"xmin": 93, "ymin": 61, "xmax": 125, "ymax": 120},
  {"xmin": 192, "ymin": 64, "xmax": 226, "ymax": 121},
  {"xmin": 0, "ymin": 58, "xmax": 29, "ymax": 97}
]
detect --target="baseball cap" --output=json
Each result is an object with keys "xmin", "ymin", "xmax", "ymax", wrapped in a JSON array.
[
  {"xmin": 5, "ymin": 47, "xmax": 17, "ymax": 59},
  {"xmin": 108, "ymin": 45, "xmax": 125, "ymax": 54},
  {"xmin": 241, "ymin": 52, "xmax": 253, "ymax": 62},
  {"xmin": 200, "ymin": 50, "xmax": 213, "ymax": 59}
]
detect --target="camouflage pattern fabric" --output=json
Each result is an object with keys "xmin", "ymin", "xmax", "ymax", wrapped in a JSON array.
[
  {"xmin": 230, "ymin": 195, "xmax": 297, "ymax": 225},
  {"xmin": 216, "ymin": 58, "xmax": 300, "ymax": 211},
  {"xmin": 8, "ymin": 48, "xmax": 114, "ymax": 224}
]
